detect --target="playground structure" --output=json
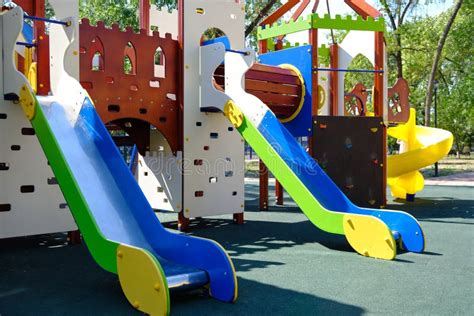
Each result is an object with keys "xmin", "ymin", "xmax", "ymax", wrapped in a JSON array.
[
  {"xmin": 254, "ymin": 0, "xmax": 452, "ymax": 209},
  {"xmin": 0, "ymin": 0, "xmax": 454, "ymax": 314}
]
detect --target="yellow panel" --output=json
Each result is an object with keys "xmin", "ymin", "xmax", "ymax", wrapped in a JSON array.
[
  {"xmin": 117, "ymin": 244, "xmax": 170, "ymax": 316},
  {"xmin": 343, "ymin": 214, "xmax": 396, "ymax": 260},
  {"xmin": 28, "ymin": 62, "xmax": 38, "ymax": 94},
  {"xmin": 19, "ymin": 84, "xmax": 36, "ymax": 120}
]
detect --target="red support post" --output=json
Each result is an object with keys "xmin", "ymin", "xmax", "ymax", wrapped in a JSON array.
[
  {"xmin": 374, "ymin": 31, "xmax": 387, "ymax": 206},
  {"xmin": 329, "ymin": 44, "xmax": 339, "ymax": 116},
  {"xmin": 374, "ymin": 32, "xmax": 384, "ymax": 117},
  {"xmin": 259, "ymin": 159, "xmax": 269, "ymax": 210},
  {"xmin": 67, "ymin": 230, "xmax": 81, "ymax": 245},
  {"xmin": 34, "ymin": 0, "xmax": 50, "ymax": 95},
  {"xmin": 275, "ymin": 180, "xmax": 283, "ymax": 205},
  {"xmin": 308, "ymin": 28, "xmax": 318, "ymax": 155},
  {"xmin": 178, "ymin": 211, "xmax": 190, "ymax": 231},
  {"xmin": 177, "ymin": 0, "xmax": 189, "ymax": 229},
  {"xmin": 139, "ymin": 0, "xmax": 151, "ymax": 33},
  {"xmin": 233, "ymin": 213, "xmax": 244, "ymax": 224}
]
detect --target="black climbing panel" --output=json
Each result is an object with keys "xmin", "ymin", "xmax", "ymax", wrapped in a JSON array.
[{"xmin": 312, "ymin": 116, "xmax": 385, "ymax": 208}]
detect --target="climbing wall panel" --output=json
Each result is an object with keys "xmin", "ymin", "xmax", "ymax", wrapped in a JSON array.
[
  {"xmin": 182, "ymin": 0, "xmax": 245, "ymax": 218},
  {"xmin": 136, "ymin": 129, "xmax": 182, "ymax": 212},
  {"xmin": 0, "ymin": 100, "xmax": 76, "ymax": 238},
  {"xmin": 312, "ymin": 116, "xmax": 385, "ymax": 208}
]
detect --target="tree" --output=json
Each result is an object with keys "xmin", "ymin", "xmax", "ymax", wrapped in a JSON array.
[
  {"xmin": 424, "ymin": 0, "xmax": 464, "ymax": 126},
  {"xmin": 396, "ymin": 2, "xmax": 472, "ymax": 153},
  {"xmin": 245, "ymin": 0, "xmax": 279, "ymax": 37},
  {"xmin": 379, "ymin": 0, "xmax": 420, "ymax": 79},
  {"xmin": 79, "ymin": 0, "xmax": 140, "ymax": 30}
]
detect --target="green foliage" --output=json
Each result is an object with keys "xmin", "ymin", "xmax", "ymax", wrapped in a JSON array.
[
  {"xmin": 246, "ymin": 0, "xmax": 281, "ymax": 49},
  {"xmin": 394, "ymin": 2, "xmax": 473, "ymax": 150},
  {"xmin": 79, "ymin": 0, "xmax": 140, "ymax": 31}
]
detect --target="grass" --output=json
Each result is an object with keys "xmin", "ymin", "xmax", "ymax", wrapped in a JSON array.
[{"xmin": 421, "ymin": 155, "xmax": 473, "ymax": 178}]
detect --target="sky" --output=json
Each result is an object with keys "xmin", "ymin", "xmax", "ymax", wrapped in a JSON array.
[{"xmin": 283, "ymin": 0, "xmax": 455, "ymax": 45}]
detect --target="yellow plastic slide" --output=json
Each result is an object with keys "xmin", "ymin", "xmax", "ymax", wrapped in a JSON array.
[{"xmin": 387, "ymin": 108, "xmax": 453, "ymax": 199}]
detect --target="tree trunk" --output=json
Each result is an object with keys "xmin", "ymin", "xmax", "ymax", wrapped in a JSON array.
[
  {"xmin": 424, "ymin": 0, "xmax": 463, "ymax": 126},
  {"xmin": 395, "ymin": 34, "xmax": 403, "ymax": 78},
  {"xmin": 245, "ymin": 0, "xmax": 279, "ymax": 38}
]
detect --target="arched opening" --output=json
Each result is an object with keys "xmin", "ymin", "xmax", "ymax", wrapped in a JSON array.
[
  {"xmin": 153, "ymin": 46, "xmax": 165, "ymax": 78},
  {"xmin": 92, "ymin": 52, "xmax": 103, "ymax": 71},
  {"xmin": 123, "ymin": 42, "xmax": 137, "ymax": 75},
  {"xmin": 200, "ymin": 28, "xmax": 228, "ymax": 91},
  {"xmin": 200, "ymin": 27, "xmax": 226, "ymax": 44},
  {"xmin": 344, "ymin": 54, "xmax": 374, "ymax": 116},
  {"xmin": 90, "ymin": 36, "xmax": 105, "ymax": 71}
]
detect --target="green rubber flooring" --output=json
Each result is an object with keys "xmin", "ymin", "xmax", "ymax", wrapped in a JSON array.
[{"xmin": 0, "ymin": 183, "xmax": 473, "ymax": 315}]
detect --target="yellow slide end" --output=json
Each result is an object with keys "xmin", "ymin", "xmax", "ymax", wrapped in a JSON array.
[
  {"xmin": 343, "ymin": 214, "xmax": 396, "ymax": 260},
  {"xmin": 117, "ymin": 244, "xmax": 170, "ymax": 316}
]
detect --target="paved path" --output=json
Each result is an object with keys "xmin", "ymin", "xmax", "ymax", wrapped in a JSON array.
[
  {"xmin": 246, "ymin": 172, "xmax": 474, "ymax": 187},
  {"xmin": 425, "ymin": 172, "xmax": 474, "ymax": 187}
]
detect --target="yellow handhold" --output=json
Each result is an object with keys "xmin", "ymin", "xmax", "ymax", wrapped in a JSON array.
[
  {"xmin": 346, "ymin": 218, "xmax": 355, "ymax": 230},
  {"xmin": 117, "ymin": 251, "xmax": 123, "ymax": 258},
  {"xmin": 224, "ymin": 100, "xmax": 244, "ymax": 128},
  {"xmin": 19, "ymin": 84, "xmax": 36, "ymax": 120},
  {"xmin": 385, "ymin": 238, "xmax": 394, "ymax": 249},
  {"xmin": 117, "ymin": 244, "xmax": 169, "ymax": 316},
  {"xmin": 370, "ymin": 128, "xmax": 378, "ymax": 133},
  {"xmin": 343, "ymin": 214, "xmax": 396, "ymax": 260}
]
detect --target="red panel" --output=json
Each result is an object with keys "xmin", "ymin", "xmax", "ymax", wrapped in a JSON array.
[
  {"xmin": 388, "ymin": 78, "xmax": 410, "ymax": 123},
  {"xmin": 11, "ymin": 0, "xmax": 34, "ymax": 14},
  {"xmin": 79, "ymin": 19, "xmax": 181, "ymax": 154}
]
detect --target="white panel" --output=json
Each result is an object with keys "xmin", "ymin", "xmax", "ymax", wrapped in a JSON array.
[
  {"xmin": 48, "ymin": 0, "xmax": 86, "ymax": 122},
  {"xmin": 200, "ymin": 43, "xmax": 229, "ymax": 111},
  {"xmin": 49, "ymin": 0, "xmax": 80, "ymax": 81},
  {"xmin": 0, "ymin": 6, "xmax": 76, "ymax": 238},
  {"xmin": 137, "ymin": 130, "xmax": 182, "ymax": 212},
  {"xmin": 338, "ymin": 31, "xmax": 375, "ymax": 115},
  {"xmin": 0, "ymin": 100, "xmax": 77, "ymax": 238},
  {"xmin": 183, "ymin": 0, "xmax": 245, "ymax": 218},
  {"xmin": 0, "ymin": 10, "xmax": 3, "ymax": 97},
  {"xmin": 2, "ymin": 7, "xmax": 29, "ymax": 98},
  {"xmin": 225, "ymin": 50, "xmax": 269, "ymax": 125},
  {"xmin": 149, "ymin": 5, "xmax": 178, "ymax": 39}
]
